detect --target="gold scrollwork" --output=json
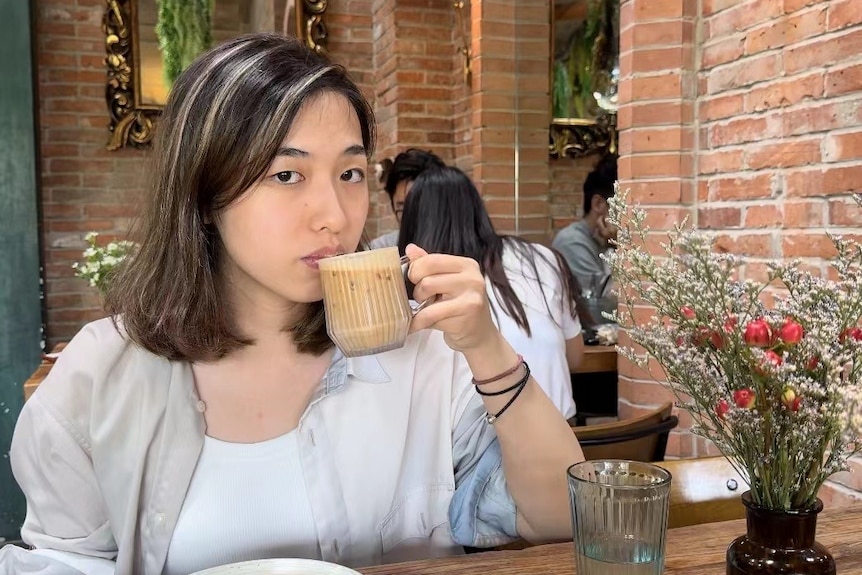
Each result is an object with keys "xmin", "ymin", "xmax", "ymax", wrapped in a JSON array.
[
  {"xmin": 299, "ymin": 0, "xmax": 329, "ymax": 55},
  {"xmin": 548, "ymin": 114, "xmax": 617, "ymax": 159},
  {"xmin": 103, "ymin": 0, "xmax": 329, "ymax": 151},
  {"xmin": 452, "ymin": 1, "xmax": 472, "ymax": 85},
  {"xmin": 103, "ymin": 0, "xmax": 159, "ymax": 150}
]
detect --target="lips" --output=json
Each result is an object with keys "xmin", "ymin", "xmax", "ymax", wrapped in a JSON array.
[{"xmin": 302, "ymin": 246, "xmax": 345, "ymax": 268}]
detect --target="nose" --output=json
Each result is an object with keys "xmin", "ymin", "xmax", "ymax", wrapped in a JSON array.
[{"xmin": 309, "ymin": 176, "xmax": 348, "ymax": 233}]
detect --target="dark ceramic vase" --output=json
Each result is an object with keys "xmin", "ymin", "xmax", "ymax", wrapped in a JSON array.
[{"xmin": 726, "ymin": 491, "xmax": 836, "ymax": 575}]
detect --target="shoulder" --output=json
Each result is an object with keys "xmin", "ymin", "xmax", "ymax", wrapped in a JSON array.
[
  {"xmin": 368, "ymin": 230, "xmax": 399, "ymax": 250},
  {"xmin": 555, "ymin": 221, "xmax": 594, "ymax": 250},
  {"xmin": 552, "ymin": 222, "xmax": 578, "ymax": 241},
  {"xmin": 30, "ymin": 317, "xmax": 174, "ymax": 438},
  {"xmin": 501, "ymin": 239, "xmax": 562, "ymax": 277}
]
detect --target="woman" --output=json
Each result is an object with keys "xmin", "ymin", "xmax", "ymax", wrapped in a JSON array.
[
  {"xmin": 398, "ymin": 166, "xmax": 584, "ymax": 420},
  {"xmin": 0, "ymin": 34, "xmax": 583, "ymax": 575}
]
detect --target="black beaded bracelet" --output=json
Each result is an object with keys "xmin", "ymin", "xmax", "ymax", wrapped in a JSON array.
[{"xmin": 484, "ymin": 362, "xmax": 531, "ymax": 424}]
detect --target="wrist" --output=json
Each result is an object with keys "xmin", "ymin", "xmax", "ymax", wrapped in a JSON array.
[{"xmin": 461, "ymin": 334, "xmax": 519, "ymax": 384}]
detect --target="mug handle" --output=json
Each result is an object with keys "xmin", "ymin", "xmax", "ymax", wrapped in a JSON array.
[{"xmin": 400, "ymin": 255, "xmax": 437, "ymax": 314}]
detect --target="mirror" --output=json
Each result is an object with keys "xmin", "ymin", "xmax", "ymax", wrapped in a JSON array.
[
  {"xmin": 103, "ymin": 0, "xmax": 328, "ymax": 150},
  {"xmin": 549, "ymin": 0, "xmax": 619, "ymax": 159}
]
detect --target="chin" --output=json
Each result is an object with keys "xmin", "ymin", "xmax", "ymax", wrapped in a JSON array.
[{"xmin": 292, "ymin": 284, "xmax": 324, "ymax": 304}]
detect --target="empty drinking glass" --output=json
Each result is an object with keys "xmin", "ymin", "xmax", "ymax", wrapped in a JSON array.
[{"xmin": 568, "ymin": 460, "xmax": 672, "ymax": 575}]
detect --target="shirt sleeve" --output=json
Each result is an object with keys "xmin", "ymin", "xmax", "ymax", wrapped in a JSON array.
[
  {"xmin": 6, "ymin": 378, "xmax": 118, "ymax": 573},
  {"xmin": 540, "ymin": 245, "xmax": 582, "ymax": 340},
  {"xmin": 561, "ymin": 292, "xmax": 582, "ymax": 340},
  {"xmin": 447, "ymin": 354, "xmax": 519, "ymax": 548},
  {"xmin": 0, "ymin": 545, "xmax": 114, "ymax": 575}
]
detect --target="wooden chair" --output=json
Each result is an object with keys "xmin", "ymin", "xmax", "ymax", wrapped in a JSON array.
[
  {"xmin": 656, "ymin": 455, "xmax": 747, "ymax": 529},
  {"xmin": 572, "ymin": 402, "xmax": 678, "ymax": 462}
]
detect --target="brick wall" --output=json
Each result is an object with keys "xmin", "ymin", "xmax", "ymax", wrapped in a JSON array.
[
  {"xmin": 33, "ymin": 0, "xmax": 571, "ymax": 341},
  {"xmin": 368, "ymin": 0, "xmax": 465, "ymax": 240},
  {"xmin": 37, "ymin": 0, "xmax": 149, "ymax": 346},
  {"xmin": 618, "ymin": 0, "xmax": 862, "ymax": 504}
]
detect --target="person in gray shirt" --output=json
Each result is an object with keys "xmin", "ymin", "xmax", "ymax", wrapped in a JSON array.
[
  {"xmin": 368, "ymin": 148, "xmax": 445, "ymax": 250},
  {"xmin": 552, "ymin": 153, "xmax": 618, "ymax": 300}
]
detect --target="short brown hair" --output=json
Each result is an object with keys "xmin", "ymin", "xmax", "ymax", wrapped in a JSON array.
[{"xmin": 104, "ymin": 34, "xmax": 376, "ymax": 361}]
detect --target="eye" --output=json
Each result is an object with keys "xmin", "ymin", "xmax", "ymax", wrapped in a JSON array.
[
  {"xmin": 272, "ymin": 171, "xmax": 304, "ymax": 184},
  {"xmin": 341, "ymin": 168, "xmax": 365, "ymax": 184}
]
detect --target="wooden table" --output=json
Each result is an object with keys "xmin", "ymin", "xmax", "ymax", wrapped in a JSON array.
[
  {"xmin": 361, "ymin": 507, "xmax": 862, "ymax": 575},
  {"xmin": 573, "ymin": 344, "xmax": 617, "ymax": 374},
  {"xmin": 23, "ymin": 342, "xmax": 66, "ymax": 401}
]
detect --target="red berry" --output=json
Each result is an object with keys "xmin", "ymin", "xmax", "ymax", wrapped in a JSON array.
[
  {"xmin": 778, "ymin": 319, "xmax": 804, "ymax": 345},
  {"xmin": 716, "ymin": 399, "xmax": 730, "ymax": 419},
  {"xmin": 743, "ymin": 319, "xmax": 773, "ymax": 348},
  {"xmin": 733, "ymin": 388, "xmax": 756, "ymax": 409}
]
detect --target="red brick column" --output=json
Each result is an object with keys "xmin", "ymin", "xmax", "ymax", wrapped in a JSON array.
[
  {"xmin": 470, "ymin": 0, "xmax": 552, "ymax": 241},
  {"xmin": 616, "ymin": 0, "xmax": 699, "ymax": 457}
]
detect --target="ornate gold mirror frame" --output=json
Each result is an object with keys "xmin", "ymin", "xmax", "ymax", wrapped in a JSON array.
[
  {"xmin": 102, "ymin": 0, "xmax": 328, "ymax": 151},
  {"xmin": 548, "ymin": 0, "xmax": 618, "ymax": 159}
]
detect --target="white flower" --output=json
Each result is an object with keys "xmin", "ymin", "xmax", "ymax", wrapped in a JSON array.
[
  {"xmin": 72, "ymin": 231, "xmax": 138, "ymax": 294},
  {"xmin": 607, "ymin": 187, "xmax": 862, "ymax": 512}
]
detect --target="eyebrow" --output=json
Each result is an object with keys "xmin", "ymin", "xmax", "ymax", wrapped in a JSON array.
[{"xmin": 275, "ymin": 144, "xmax": 367, "ymax": 158}]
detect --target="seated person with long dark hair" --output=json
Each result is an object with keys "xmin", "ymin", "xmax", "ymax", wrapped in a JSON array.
[{"xmin": 398, "ymin": 166, "xmax": 584, "ymax": 419}]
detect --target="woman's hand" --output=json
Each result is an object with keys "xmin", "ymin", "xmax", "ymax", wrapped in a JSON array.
[{"xmin": 404, "ymin": 244, "xmax": 500, "ymax": 353}]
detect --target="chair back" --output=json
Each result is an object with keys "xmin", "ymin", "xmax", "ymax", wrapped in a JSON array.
[
  {"xmin": 656, "ymin": 456, "xmax": 747, "ymax": 529},
  {"xmin": 572, "ymin": 402, "xmax": 677, "ymax": 462}
]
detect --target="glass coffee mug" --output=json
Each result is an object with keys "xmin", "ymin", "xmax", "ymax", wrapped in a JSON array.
[{"xmin": 318, "ymin": 247, "xmax": 432, "ymax": 357}]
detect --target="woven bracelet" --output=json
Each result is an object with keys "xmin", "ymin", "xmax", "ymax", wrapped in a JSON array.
[
  {"xmin": 475, "ymin": 362, "xmax": 528, "ymax": 397},
  {"xmin": 472, "ymin": 354, "xmax": 524, "ymax": 386}
]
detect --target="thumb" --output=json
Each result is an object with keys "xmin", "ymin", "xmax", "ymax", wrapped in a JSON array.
[{"xmin": 404, "ymin": 243, "xmax": 428, "ymax": 261}]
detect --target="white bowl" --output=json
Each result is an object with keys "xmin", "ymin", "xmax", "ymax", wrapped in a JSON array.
[{"xmin": 190, "ymin": 558, "xmax": 363, "ymax": 575}]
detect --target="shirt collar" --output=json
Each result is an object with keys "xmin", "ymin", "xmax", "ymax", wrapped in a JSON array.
[{"xmin": 322, "ymin": 348, "xmax": 391, "ymax": 397}]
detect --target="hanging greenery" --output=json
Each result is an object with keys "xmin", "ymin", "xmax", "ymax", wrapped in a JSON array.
[
  {"xmin": 156, "ymin": 0, "xmax": 215, "ymax": 89},
  {"xmin": 553, "ymin": 0, "xmax": 618, "ymax": 119}
]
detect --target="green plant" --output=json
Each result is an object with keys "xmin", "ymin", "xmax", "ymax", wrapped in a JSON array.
[
  {"xmin": 553, "ymin": 0, "xmax": 616, "ymax": 119},
  {"xmin": 156, "ymin": 0, "xmax": 214, "ymax": 88},
  {"xmin": 72, "ymin": 232, "xmax": 137, "ymax": 295},
  {"xmin": 607, "ymin": 189, "xmax": 862, "ymax": 511}
]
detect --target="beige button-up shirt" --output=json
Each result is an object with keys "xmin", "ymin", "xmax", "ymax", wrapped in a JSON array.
[{"xmin": 2, "ymin": 319, "xmax": 518, "ymax": 574}]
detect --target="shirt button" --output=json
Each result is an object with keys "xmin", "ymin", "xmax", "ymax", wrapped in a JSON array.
[
  {"xmin": 196, "ymin": 401, "xmax": 207, "ymax": 413},
  {"xmin": 154, "ymin": 512, "xmax": 166, "ymax": 527}
]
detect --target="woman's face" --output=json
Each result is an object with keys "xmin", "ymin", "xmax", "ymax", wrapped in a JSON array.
[{"xmin": 216, "ymin": 91, "xmax": 369, "ymax": 311}]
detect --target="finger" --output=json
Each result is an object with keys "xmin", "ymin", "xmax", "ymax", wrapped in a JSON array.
[
  {"xmin": 413, "ymin": 267, "xmax": 488, "ymax": 303},
  {"xmin": 404, "ymin": 243, "xmax": 428, "ymax": 262},
  {"xmin": 408, "ymin": 296, "xmax": 472, "ymax": 334},
  {"xmin": 408, "ymin": 253, "xmax": 479, "ymax": 286},
  {"xmin": 411, "ymin": 273, "xmax": 460, "ymax": 303}
]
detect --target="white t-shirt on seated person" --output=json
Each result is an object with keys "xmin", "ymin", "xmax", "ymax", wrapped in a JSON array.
[{"xmin": 486, "ymin": 241, "xmax": 580, "ymax": 419}]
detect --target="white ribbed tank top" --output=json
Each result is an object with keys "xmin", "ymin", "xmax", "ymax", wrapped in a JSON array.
[{"xmin": 162, "ymin": 430, "xmax": 320, "ymax": 575}]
